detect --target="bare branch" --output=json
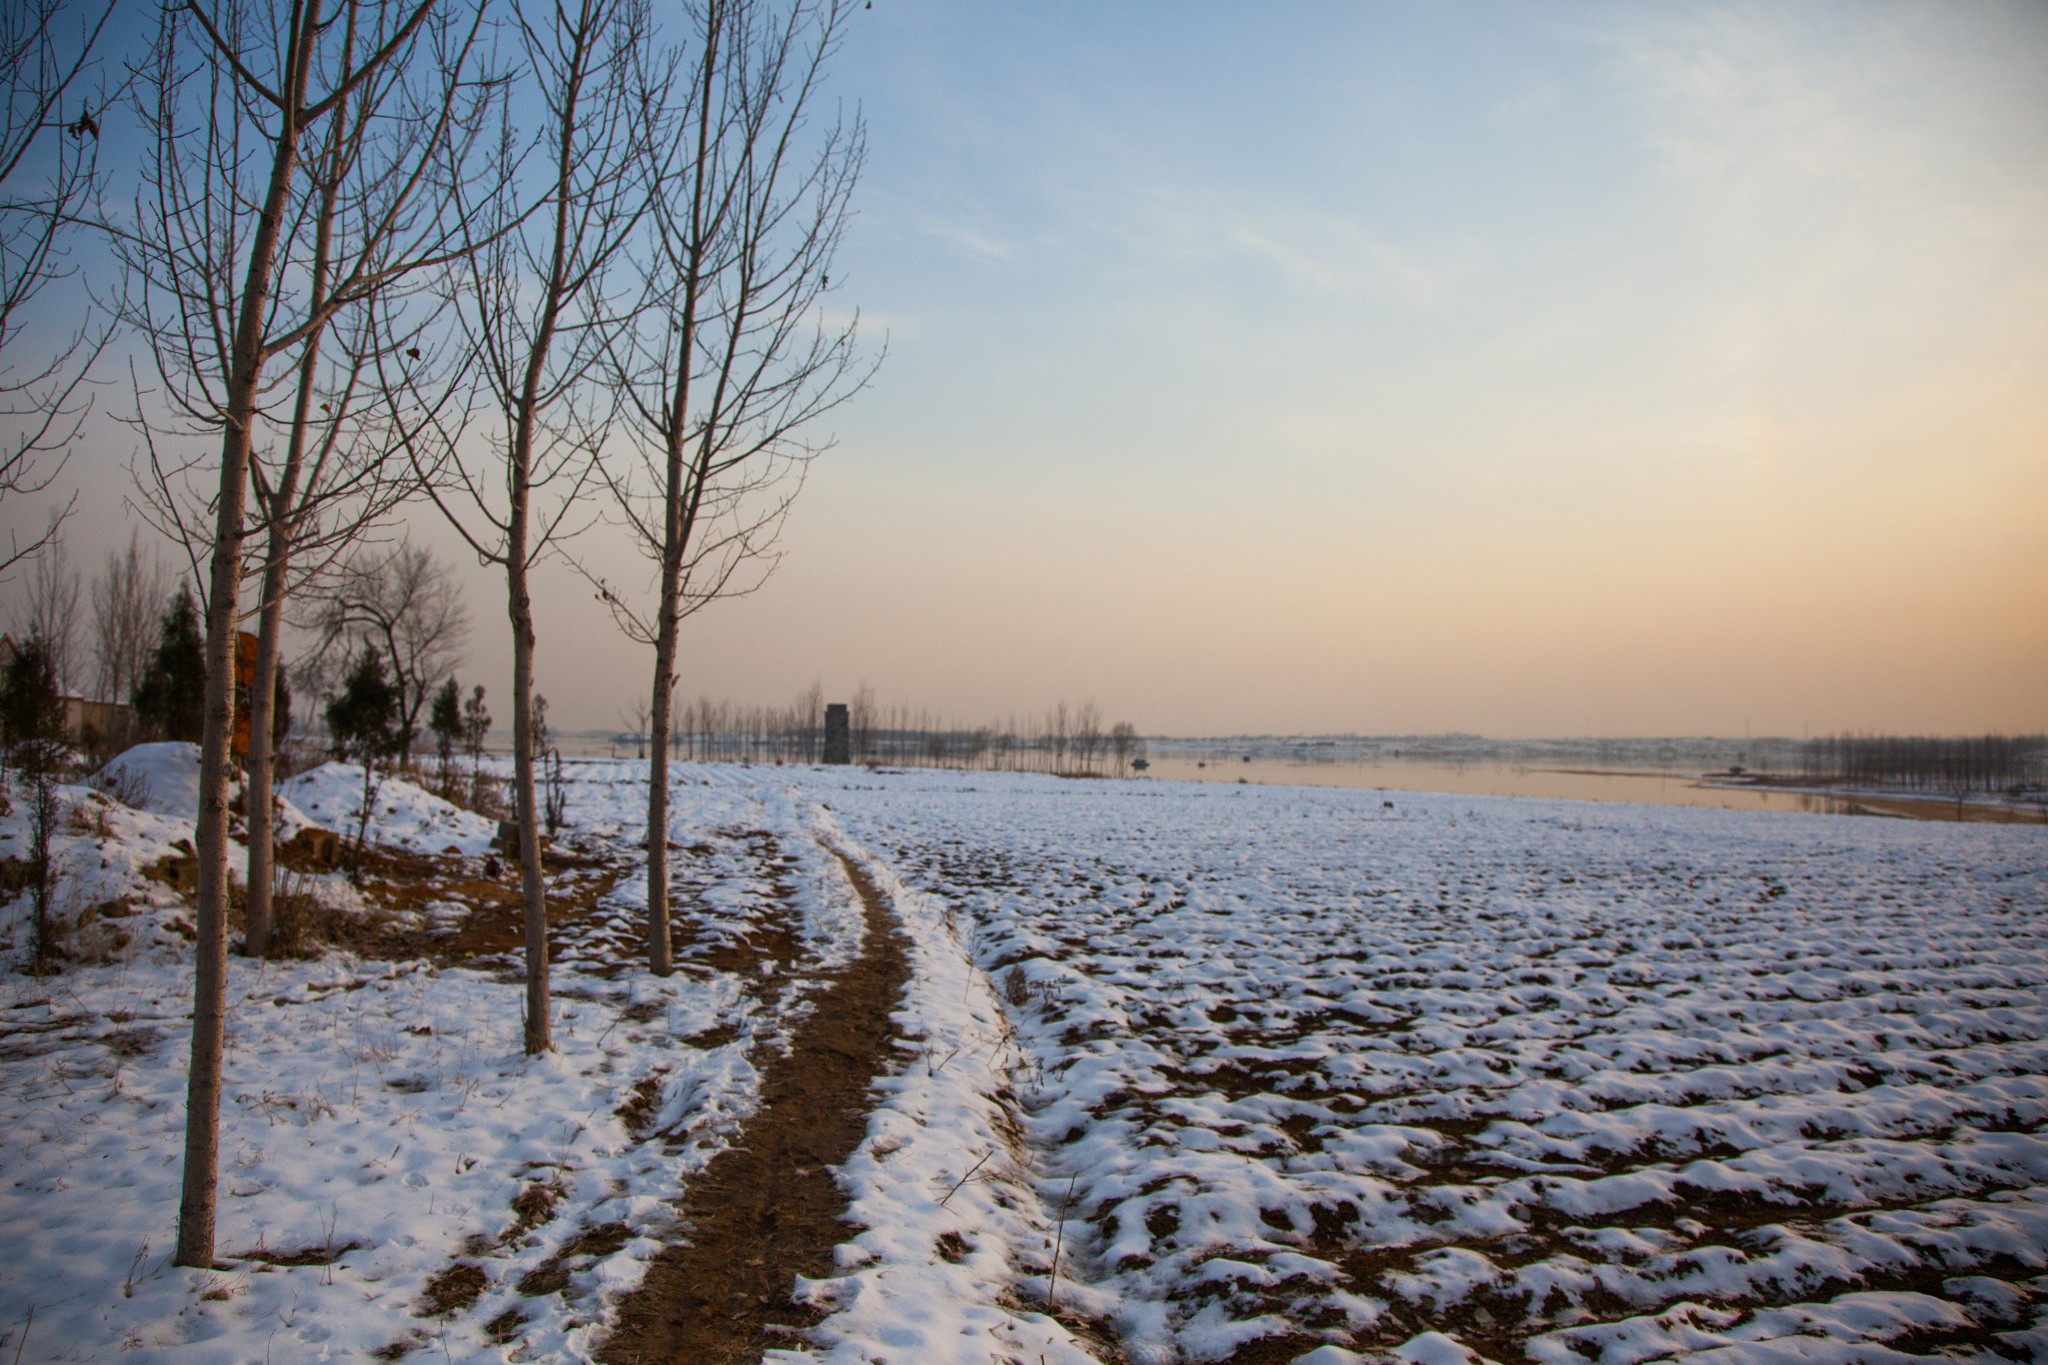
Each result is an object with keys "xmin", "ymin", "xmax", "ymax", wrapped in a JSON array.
[
  {"xmin": 591, "ymin": 0, "xmax": 874, "ymax": 977},
  {"xmin": 0, "ymin": 0, "xmax": 120, "ymax": 575}
]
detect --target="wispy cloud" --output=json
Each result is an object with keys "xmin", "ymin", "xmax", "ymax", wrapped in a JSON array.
[
  {"xmin": 1070, "ymin": 182, "xmax": 1456, "ymax": 312},
  {"xmin": 917, "ymin": 219, "xmax": 1014, "ymax": 261},
  {"xmin": 1601, "ymin": 2, "xmax": 2048, "ymax": 224}
]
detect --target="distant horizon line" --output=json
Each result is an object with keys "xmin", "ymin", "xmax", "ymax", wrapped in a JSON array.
[{"xmin": 527, "ymin": 727, "xmax": 2048, "ymax": 745}]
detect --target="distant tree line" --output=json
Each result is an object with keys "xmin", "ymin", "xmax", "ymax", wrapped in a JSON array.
[
  {"xmin": 1797, "ymin": 734, "xmax": 2045, "ymax": 794},
  {"xmin": 660, "ymin": 688, "xmax": 1145, "ymax": 778},
  {"xmin": 5, "ymin": 557, "xmax": 290, "ymax": 754}
]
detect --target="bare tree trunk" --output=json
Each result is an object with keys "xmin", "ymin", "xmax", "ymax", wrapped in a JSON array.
[
  {"xmin": 638, "ymin": 7, "xmax": 720, "ymax": 981},
  {"xmin": 645, "ymin": 628, "xmax": 674, "ymax": 975},
  {"xmin": 641, "ymin": 524, "xmax": 682, "ymax": 974},
  {"xmin": 408, "ymin": 0, "xmax": 647, "ymax": 1045},
  {"xmin": 177, "ymin": 268, "xmax": 266, "ymax": 1273},
  {"xmin": 508, "ymin": 256, "xmax": 555, "ymax": 1051},
  {"xmin": 179, "ymin": 375, "xmax": 255, "ymax": 1269},
  {"xmin": 122, "ymin": 0, "xmax": 472, "ymax": 1270},
  {"xmin": 174, "ymin": 5, "xmax": 318, "ymax": 1273},
  {"xmin": 245, "ymin": 277, "xmax": 328, "ymax": 956},
  {"xmin": 507, "ymin": 534, "xmax": 549, "ymax": 1051},
  {"xmin": 242, "ymin": 547, "xmax": 290, "ymax": 957}
]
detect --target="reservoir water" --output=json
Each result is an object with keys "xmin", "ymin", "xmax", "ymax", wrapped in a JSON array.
[{"xmin": 1141, "ymin": 756, "xmax": 2032, "ymax": 822}]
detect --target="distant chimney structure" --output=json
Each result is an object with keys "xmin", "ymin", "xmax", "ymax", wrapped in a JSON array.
[{"xmin": 823, "ymin": 702, "xmax": 851, "ymax": 764}]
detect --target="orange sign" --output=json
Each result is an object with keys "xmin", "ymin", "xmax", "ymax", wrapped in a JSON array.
[{"xmin": 232, "ymin": 631, "xmax": 258, "ymax": 760}]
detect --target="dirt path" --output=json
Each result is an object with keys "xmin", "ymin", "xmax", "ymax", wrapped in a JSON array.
[{"xmin": 597, "ymin": 846, "xmax": 910, "ymax": 1365}]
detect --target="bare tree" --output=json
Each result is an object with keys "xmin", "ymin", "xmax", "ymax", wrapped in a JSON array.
[
  {"xmin": 850, "ymin": 679, "xmax": 873, "ymax": 762},
  {"xmin": 306, "ymin": 540, "xmax": 469, "ymax": 767},
  {"xmin": 91, "ymin": 530, "xmax": 169, "ymax": 706},
  {"xmin": 1073, "ymin": 701, "xmax": 1101, "ymax": 777},
  {"xmin": 114, "ymin": 0, "xmax": 489, "ymax": 1271},
  {"xmin": 621, "ymin": 695, "xmax": 650, "ymax": 758},
  {"xmin": 23, "ymin": 532, "xmax": 79, "ymax": 693},
  {"xmin": 793, "ymin": 679, "xmax": 820, "ymax": 762},
  {"xmin": 123, "ymin": 0, "xmax": 491, "ymax": 962},
  {"xmin": 234, "ymin": 319, "xmax": 454, "ymax": 962},
  {"xmin": 0, "ymin": 0, "xmax": 118, "ymax": 579},
  {"xmin": 1109, "ymin": 720, "xmax": 1139, "ymax": 778},
  {"xmin": 577, "ymin": 0, "xmax": 870, "ymax": 975},
  {"xmin": 401, "ymin": 0, "xmax": 651, "ymax": 1051}
]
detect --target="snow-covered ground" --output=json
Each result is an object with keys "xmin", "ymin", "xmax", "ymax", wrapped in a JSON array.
[
  {"xmin": 280, "ymin": 761, "xmax": 498, "ymax": 858},
  {"xmin": 3, "ymin": 757, "xmax": 2044, "ymax": 1363},
  {"xmin": 0, "ymin": 759, "xmax": 856, "ymax": 1362},
  {"xmin": 809, "ymin": 767, "xmax": 2048, "ymax": 1364}
]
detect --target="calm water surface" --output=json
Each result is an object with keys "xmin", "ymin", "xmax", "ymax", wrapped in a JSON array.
[{"xmin": 1145, "ymin": 757, "xmax": 1893, "ymax": 818}]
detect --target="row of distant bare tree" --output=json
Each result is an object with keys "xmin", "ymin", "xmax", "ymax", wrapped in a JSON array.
[
  {"xmin": 653, "ymin": 689, "xmax": 1147, "ymax": 779},
  {"xmin": 8, "ymin": 535, "xmax": 162, "ymax": 708},
  {"xmin": 10, "ymin": 529, "xmax": 469, "ymax": 754},
  {"xmin": 2, "ymin": 0, "xmax": 871, "ymax": 1268},
  {"xmin": 1797, "ymin": 734, "xmax": 2045, "ymax": 797},
  {"xmin": 844, "ymin": 691, "xmax": 1145, "ymax": 777}
]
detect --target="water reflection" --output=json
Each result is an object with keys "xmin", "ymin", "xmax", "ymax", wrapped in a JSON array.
[{"xmin": 1143, "ymin": 757, "xmax": 2010, "ymax": 822}]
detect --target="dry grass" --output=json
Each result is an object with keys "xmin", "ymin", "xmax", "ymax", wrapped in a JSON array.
[
  {"xmin": 1002, "ymin": 963, "xmax": 1032, "ymax": 1006},
  {"xmin": 65, "ymin": 794, "xmax": 118, "ymax": 840},
  {"xmin": 418, "ymin": 1262, "xmax": 487, "ymax": 1318},
  {"xmin": 265, "ymin": 872, "xmax": 353, "ymax": 959},
  {"xmin": 87, "ymin": 763, "xmax": 153, "ymax": 811}
]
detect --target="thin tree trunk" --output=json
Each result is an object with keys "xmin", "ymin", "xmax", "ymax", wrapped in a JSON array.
[
  {"xmin": 508, "ymin": 538, "xmax": 549, "ymax": 1051},
  {"xmin": 641, "ymin": 13, "xmax": 719, "ymax": 979},
  {"xmin": 357, "ymin": 747, "xmax": 377, "ymax": 869},
  {"xmin": 179, "ymin": 408, "xmax": 253, "ymax": 1272},
  {"xmin": 243, "ymin": 92, "xmax": 342, "ymax": 956},
  {"xmin": 507, "ymin": 317, "xmax": 553, "ymax": 1054},
  {"xmin": 643, "ymin": 442, "xmax": 682, "ymax": 974},
  {"xmin": 243, "ymin": 333, "xmax": 324, "ymax": 955},
  {"xmin": 645, "ymin": 642, "xmax": 673, "ymax": 975},
  {"xmin": 168, "ymin": 0, "xmax": 353, "ymax": 1262},
  {"xmin": 175, "ymin": 70, "xmax": 310, "ymax": 1269},
  {"xmin": 242, "ymin": 552, "xmax": 289, "ymax": 956}
]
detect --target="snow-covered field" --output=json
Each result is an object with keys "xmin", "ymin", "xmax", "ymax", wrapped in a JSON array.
[
  {"xmin": 3, "ymin": 757, "xmax": 2044, "ymax": 1363},
  {"xmin": 809, "ymin": 769, "xmax": 2048, "ymax": 1364}
]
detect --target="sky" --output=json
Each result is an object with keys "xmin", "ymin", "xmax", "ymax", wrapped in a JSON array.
[{"xmin": 6, "ymin": 0, "xmax": 2047, "ymax": 737}]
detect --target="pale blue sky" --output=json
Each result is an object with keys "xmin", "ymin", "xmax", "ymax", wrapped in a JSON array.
[
  {"xmin": 638, "ymin": 0, "xmax": 2048, "ymax": 736},
  {"xmin": 9, "ymin": 0, "xmax": 2047, "ymax": 736}
]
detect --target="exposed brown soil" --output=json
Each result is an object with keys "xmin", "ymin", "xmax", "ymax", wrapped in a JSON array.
[
  {"xmin": 383, "ymin": 825, "xmax": 837, "ymax": 1349},
  {"xmin": 665, "ymin": 829, "xmax": 809, "ymax": 977},
  {"xmin": 293, "ymin": 843, "xmax": 629, "ymax": 971},
  {"xmin": 1833, "ymin": 792, "xmax": 2045, "ymax": 824},
  {"xmin": 419, "ymin": 1261, "xmax": 488, "ymax": 1318},
  {"xmin": 235, "ymin": 1240, "xmax": 366, "ymax": 1267},
  {"xmin": 1217, "ymin": 1334, "xmax": 1325, "ymax": 1365},
  {"xmin": 516, "ymin": 1222, "xmax": 635, "ymax": 1297},
  {"xmin": 595, "ymin": 847, "xmax": 910, "ymax": 1365},
  {"xmin": 309, "ymin": 828, "xmax": 817, "ymax": 983},
  {"xmin": 615, "ymin": 1069, "xmax": 668, "ymax": 1136}
]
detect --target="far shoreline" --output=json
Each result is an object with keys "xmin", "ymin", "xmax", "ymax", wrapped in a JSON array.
[{"xmin": 1141, "ymin": 754, "xmax": 2046, "ymax": 825}]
